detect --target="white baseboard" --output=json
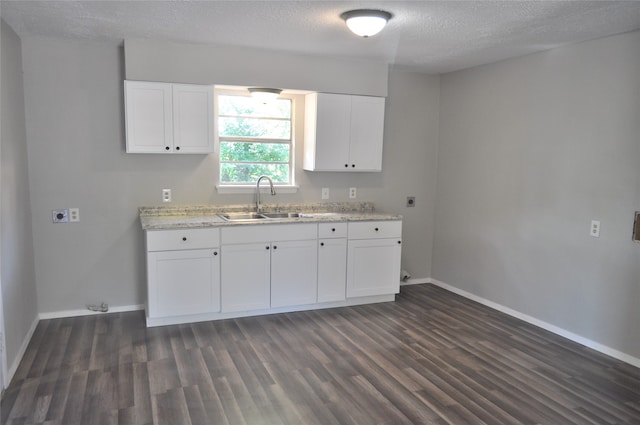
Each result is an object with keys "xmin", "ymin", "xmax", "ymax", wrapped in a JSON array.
[
  {"xmin": 38, "ymin": 304, "xmax": 144, "ymax": 320},
  {"xmin": 429, "ymin": 278, "xmax": 640, "ymax": 369},
  {"xmin": 4, "ymin": 315, "xmax": 38, "ymax": 389}
]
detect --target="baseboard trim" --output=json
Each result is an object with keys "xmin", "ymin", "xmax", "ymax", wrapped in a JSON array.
[
  {"xmin": 429, "ymin": 278, "xmax": 640, "ymax": 369},
  {"xmin": 4, "ymin": 315, "xmax": 38, "ymax": 389},
  {"xmin": 38, "ymin": 304, "xmax": 145, "ymax": 320}
]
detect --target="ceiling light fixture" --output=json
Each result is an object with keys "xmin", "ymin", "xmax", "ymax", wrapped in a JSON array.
[
  {"xmin": 248, "ymin": 87, "xmax": 282, "ymax": 101},
  {"xmin": 341, "ymin": 9, "xmax": 392, "ymax": 38}
]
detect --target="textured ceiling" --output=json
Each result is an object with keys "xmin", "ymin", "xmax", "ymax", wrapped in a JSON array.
[{"xmin": 2, "ymin": 1, "xmax": 640, "ymax": 73}]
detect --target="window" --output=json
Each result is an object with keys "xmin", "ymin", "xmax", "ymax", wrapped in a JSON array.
[{"xmin": 217, "ymin": 93, "xmax": 293, "ymax": 186}]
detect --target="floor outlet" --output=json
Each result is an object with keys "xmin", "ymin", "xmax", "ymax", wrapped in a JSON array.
[
  {"xmin": 322, "ymin": 188, "xmax": 330, "ymax": 200},
  {"xmin": 162, "ymin": 189, "xmax": 172, "ymax": 203},
  {"xmin": 590, "ymin": 220, "xmax": 600, "ymax": 238},
  {"xmin": 349, "ymin": 187, "xmax": 357, "ymax": 199},
  {"xmin": 69, "ymin": 208, "xmax": 80, "ymax": 222}
]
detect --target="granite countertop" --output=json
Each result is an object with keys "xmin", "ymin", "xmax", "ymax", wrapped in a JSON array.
[{"xmin": 139, "ymin": 202, "xmax": 402, "ymax": 230}]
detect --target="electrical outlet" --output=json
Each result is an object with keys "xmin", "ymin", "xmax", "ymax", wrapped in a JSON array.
[
  {"xmin": 590, "ymin": 220, "xmax": 600, "ymax": 238},
  {"xmin": 322, "ymin": 188, "xmax": 330, "ymax": 200},
  {"xmin": 162, "ymin": 189, "xmax": 172, "ymax": 203},
  {"xmin": 69, "ymin": 208, "xmax": 80, "ymax": 222},
  {"xmin": 406, "ymin": 196, "xmax": 416, "ymax": 207},
  {"xmin": 52, "ymin": 209, "xmax": 68, "ymax": 223},
  {"xmin": 349, "ymin": 187, "xmax": 357, "ymax": 199}
]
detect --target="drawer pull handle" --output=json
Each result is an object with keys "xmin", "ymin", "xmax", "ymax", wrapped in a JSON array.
[
  {"xmin": 331, "ymin": 228, "xmax": 336, "ymax": 232},
  {"xmin": 175, "ymin": 146, "xmax": 180, "ymax": 151},
  {"xmin": 165, "ymin": 146, "xmax": 170, "ymax": 151},
  {"xmin": 213, "ymin": 251, "xmax": 218, "ymax": 256},
  {"xmin": 398, "ymin": 241, "xmax": 401, "ymax": 244},
  {"xmin": 273, "ymin": 245, "xmax": 278, "ymax": 250},
  {"xmin": 352, "ymin": 164, "xmax": 356, "ymax": 168},
  {"xmin": 320, "ymin": 242, "xmax": 324, "ymax": 247},
  {"xmin": 182, "ymin": 237, "xmax": 187, "ymax": 241},
  {"xmin": 344, "ymin": 164, "xmax": 348, "ymax": 168},
  {"xmin": 266, "ymin": 246, "xmax": 270, "ymax": 250},
  {"xmin": 375, "ymin": 227, "xmax": 379, "ymax": 232}
]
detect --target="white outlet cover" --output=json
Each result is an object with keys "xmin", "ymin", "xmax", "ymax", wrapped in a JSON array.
[
  {"xmin": 69, "ymin": 208, "xmax": 80, "ymax": 222},
  {"xmin": 322, "ymin": 188, "xmax": 329, "ymax": 200},
  {"xmin": 349, "ymin": 187, "xmax": 357, "ymax": 199}
]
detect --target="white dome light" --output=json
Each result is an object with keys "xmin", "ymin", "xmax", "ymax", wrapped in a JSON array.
[
  {"xmin": 248, "ymin": 88, "xmax": 282, "ymax": 102},
  {"xmin": 341, "ymin": 9, "xmax": 392, "ymax": 38}
]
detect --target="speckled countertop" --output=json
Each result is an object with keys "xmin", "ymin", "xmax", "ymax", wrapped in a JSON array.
[{"xmin": 139, "ymin": 202, "xmax": 401, "ymax": 230}]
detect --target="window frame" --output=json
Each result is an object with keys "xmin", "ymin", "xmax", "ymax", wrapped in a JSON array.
[{"xmin": 214, "ymin": 87, "xmax": 298, "ymax": 194}]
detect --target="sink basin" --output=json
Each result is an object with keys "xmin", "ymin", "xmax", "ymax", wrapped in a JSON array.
[
  {"xmin": 219, "ymin": 213, "xmax": 267, "ymax": 221},
  {"xmin": 262, "ymin": 212, "xmax": 301, "ymax": 219}
]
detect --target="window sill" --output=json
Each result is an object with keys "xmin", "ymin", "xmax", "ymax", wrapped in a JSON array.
[{"xmin": 216, "ymin": 185, "xmax": 299, "ymax": 195}]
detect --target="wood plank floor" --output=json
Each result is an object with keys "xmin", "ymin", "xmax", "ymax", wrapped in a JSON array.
[{"xmin": 2, "ymin": 284, "xmax": 640, "ymax": 425}]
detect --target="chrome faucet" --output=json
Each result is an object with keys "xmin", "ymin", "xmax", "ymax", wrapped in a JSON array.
[{"xmin": 256, "ymin": 175, "xmax": 276, "ymax": 213}]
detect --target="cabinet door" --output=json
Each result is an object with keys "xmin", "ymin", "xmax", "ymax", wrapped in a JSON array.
[
  {"xmin": 147, "ymin": 248, "xmax": 220, "ymax": 318},
  {"xmin": 304, "ymin": 93, "xmax": 351, "ymax": 171},
  {"xmin": 347, "ymin": 238, "xmax": 401, "ymax": 298},
  {"xmin": 318, "ymin": 238, "xmax": 347, "ymax": 303},
  {"xmin": 271, "ymin": 240, "xmax": 318, "ymax": 308},
  {"xmin": 349, "ymin": 96, "xmax": 385, "ymax": 171},
  {"xmin": 125, "ymin": 81, "xmax": 173, "ymax": 153},
  {"xmin": 172, "ymin": 84, "xmax": 214, "ymax": 153},
  {"xmin": 221, "ymin": 243, "xmax": 271, "ymax": 312}
]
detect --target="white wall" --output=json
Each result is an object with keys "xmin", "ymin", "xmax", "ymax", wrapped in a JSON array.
[
  {"xmin": 21, "ymin": 36, "xmax": 439, "ymax": 315},
  {"xmin": 0, "ymin": 19, "xmax": 39, "ymax": 387},
  {"xmin": 433, "ymin": 30, "xmax": 640, "ymax": 359}
]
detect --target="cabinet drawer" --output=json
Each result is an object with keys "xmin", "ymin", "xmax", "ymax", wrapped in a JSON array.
[
  {"xmin": 348, "ymin": 221, "xmax": 402, "ymax": 240},
  {"xmin": 146, "ymin": 228, "xmax": 220, "ymax": 251},
  {"xmin": 318, "ymin": 222, "xmax": 347, "ymax": 239},
  {"xmin": 221, "ymin": 223, "xmax": 317, "ymax": 244}
]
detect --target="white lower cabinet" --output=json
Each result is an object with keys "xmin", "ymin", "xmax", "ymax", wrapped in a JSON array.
[
  {"xmin": 220, "ymin": 243, "xmax": 271, "ymax": 312},
  {"xmin": 147, "ymin": 249, "xmax": 220, "ymax": 317},
  {"xmin": 220, "ymin": 224, "xmax": 318, "ymax": 312},
  {"xmin": 347, "ymin": 221, "xmax": 402, "ymax": 298},
  {"xmin": 145, "ymin": 228, "xmax": 221, "ymax": 320},
  {"xmin": 271, "ymin": 239, "xmax": 318, "ymax": 308},
  {"xmin": 318, "ymin": 238, "xmax": 347, "ymax": 302},
  {"xmin": 145, "ymin": 219, "xmax": 401, "ymax": 326},
  {"xmin": 317, "ymin": 222, "xmax": 348, "ymax": 303}
]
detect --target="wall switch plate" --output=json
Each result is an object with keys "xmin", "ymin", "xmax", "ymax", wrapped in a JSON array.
[
  {"xmin": 322, "ymin": 188, "xmax": 330, "ymax": 200},
  {"xmin": 69, "ymin": 208, "xmax": 80, "ymax": 222},
  {"xmin": 349, "ymin": 187, "xmax": 357, "ymax": 199},
  {"xmin": 52, "ymin": 209, "xmax": 68, "ymax": 223},
  {"xmin": 590, "ymin": 220, "xmax": 600, "ymax": 238},
  {"xmin": 406, "ymin": 196, "xmax": 416, "ymax": 207},
  {"xmin": 162, "ymin": 189, "xmax": 172, "ymax": 203}
]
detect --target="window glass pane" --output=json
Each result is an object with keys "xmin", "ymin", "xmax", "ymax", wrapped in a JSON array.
[
  {"xmin": 220, "ymin": 142, "xmax": 289, "ymax": 162},
  {"xmin": 219, "ymin": 117, "xmax": 291, "ymax": 139},
  {"xmin": 220, "ymin": 163, "xmax": 289, "ymax": 184},
  {"xmin": 218, "ymin": 95, "xmax": 291, "ymax": 119}
]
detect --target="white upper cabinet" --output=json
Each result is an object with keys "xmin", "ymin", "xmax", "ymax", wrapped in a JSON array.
[
  {"xmin": 125, "ymin": 80, "xmax": 214, "ymax": 154},
  {"xmin": 304, "ymin": 92, "xmax": 385, "ymax": 172}
]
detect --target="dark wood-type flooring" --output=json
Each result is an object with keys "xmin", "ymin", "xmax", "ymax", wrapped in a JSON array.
[{"xmin": 2, "ymin": 284, "xmax": 640, "ymax": 425}]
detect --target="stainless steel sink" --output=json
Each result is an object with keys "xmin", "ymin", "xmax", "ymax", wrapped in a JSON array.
[
  {"xmin": 219, "ymin": 213, "xmax": 267, "ymax": 221},
  {"xmin": 262, "ymin": 212, "xmax": 301, "ymax": 219},
  {"xmin": 218, "ymin": 212, "xmax": 302, "ymax": 221}
]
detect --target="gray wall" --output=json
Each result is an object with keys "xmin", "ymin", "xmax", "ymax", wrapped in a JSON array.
[
  {"xmin": 124, "ymin": 39, "xmax": 389, "ymax": 97},
  {"xmin": 21, "ymin": 36, "xmax": 439, "ymax": 315},
  {"xmin": 1, "ymin": 19, "xmax": 38, "ymax": 386},
  {"xmin": 433, "ymin": 30, "xmax": 640, "ymax": 359}
]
